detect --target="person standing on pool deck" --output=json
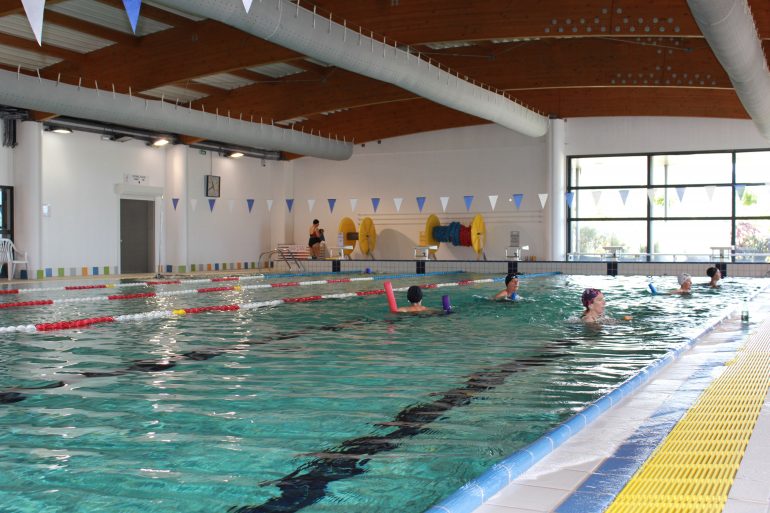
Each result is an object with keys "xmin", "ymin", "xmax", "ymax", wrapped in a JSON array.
[
  {"xmin": 494, "ymin": 273, "xmax": 521, "ymax": 301},
  {"xmin": 308, "ymin": 219, "xmax": 322, "ymax": 259}
]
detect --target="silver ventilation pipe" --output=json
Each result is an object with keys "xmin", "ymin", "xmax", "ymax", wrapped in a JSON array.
[
  {"xmin": 687, "ymin": 0, "xmax": 770, "ymax": 138},
  {"xmin": 0, "ymin": 69, "xmax": 353, "ymax": 160},
  {"xmin": 153, "ymin": 0, "xmax": 549, "ymax": 138}
]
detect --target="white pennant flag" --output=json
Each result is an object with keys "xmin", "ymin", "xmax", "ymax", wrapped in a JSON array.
[
  {"xmin": 241, "ymin": 0, "xmax": 253, "ymax": 12},
  {"xmin": 228, "ymin": 199, "xmax": 235, "ymax": 213},
  {"xmin": 704, "ymin": 185, "xmax": 716, "ymax": 201},
  {"xmin": 393, "ymin": 197, "xmax": 403, "ymax": 212},
  {"xmin": 538, "ymin": 193, "xmax": 548, "ymax": 209},
  {"xmin": 266, "ymin": 199, "xmax": 273, "ymax": 212},
  {"xmin": 736, "ymin": 185, "xmax": 746, "ymax": 200},
  {"xmin": 349, "ymin": 198, "xmax": 358, "ymax": 212},
  {"xmin": 21, "ymin": 0, "xmax": 45, "ymax": 45},
  {"xmin": 307, "ymin": 198, "xmax": 315, "ymax": 212},
  {"xmin": 592, "ymin": 190, "xmax": 603, "ymax": 205},
  {"xmin": 488, "ymin": 195, "xmax": 498, "ymax": 211},
  {"xmin": 190, "ymin": 198, "xmax": 198, "ymax": 212},
  {"xmin": 647, "ymin": 189, "xmax": 657, "ymax": 204},
  {"xmin": 440, "ymin": 196, "xmax": 449, "ymax": 212}
]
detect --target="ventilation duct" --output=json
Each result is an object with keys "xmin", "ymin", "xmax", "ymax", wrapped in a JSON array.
[
  {"xmin": 0, "ymin": 69, "xmax": 353, "ymax": 160},
  {"xmin": 153, "ymin": 0, "xmax": 549, "ymax": 138},
  {"xmin": 687, "ymin": 0, "xmax": 770, "ymax": 138}
]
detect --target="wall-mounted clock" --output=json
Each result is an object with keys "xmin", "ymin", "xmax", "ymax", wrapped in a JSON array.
[{"xmin": 205, "ymin": 175, "xmax": 221, "ymax": 198}]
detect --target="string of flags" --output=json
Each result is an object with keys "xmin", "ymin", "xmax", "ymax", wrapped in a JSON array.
[{"xmin": 168, "ymin": 185, "xmax": 762, "ymax": 214}]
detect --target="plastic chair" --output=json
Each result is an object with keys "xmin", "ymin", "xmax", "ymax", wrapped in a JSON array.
[{"xmin": 0, "ymin": 238, "xmax": 28, "ymax": 280}]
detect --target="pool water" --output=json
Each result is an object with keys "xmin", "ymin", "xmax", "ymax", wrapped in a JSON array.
[{"xmin": 0, "ymin": 273, "xmax": 764, "ymax": 513}]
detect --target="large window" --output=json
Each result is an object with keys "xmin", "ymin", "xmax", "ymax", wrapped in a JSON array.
[{"xmin": 568, "ymin": 150, "xmax": 770, "ymax": 261}]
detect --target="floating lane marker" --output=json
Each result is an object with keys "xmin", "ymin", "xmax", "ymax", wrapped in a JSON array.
[
  {"xmin": 0, "ymin": 271, "xmax": 479, "ymax": 310},
  {"xmin": 0, "ymin": 275, "xmax": 540, "ymax": 333}
]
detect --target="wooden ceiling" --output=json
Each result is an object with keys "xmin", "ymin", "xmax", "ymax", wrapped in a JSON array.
[{"xmin": 0, "ymin": 0, "xmax": 767, "ymax": 158}]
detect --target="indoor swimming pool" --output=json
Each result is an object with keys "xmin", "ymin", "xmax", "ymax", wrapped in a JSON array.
[{"xmin": 0, "ymin": 272, "xmax": 766, "ymax": 512}]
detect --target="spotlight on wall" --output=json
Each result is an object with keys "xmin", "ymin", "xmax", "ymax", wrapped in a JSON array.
[
  {"xmin": 151, "ymin": 137, "xmax": 170, "ymax": 147},
  {"xmin": 227, "ymin": 151, "xmax": 244, "ymax": 159}
]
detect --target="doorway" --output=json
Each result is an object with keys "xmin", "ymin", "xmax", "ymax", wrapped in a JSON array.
[{"xmin": 120, "ymin": 199, "xmax": 155, "ymax": 274}]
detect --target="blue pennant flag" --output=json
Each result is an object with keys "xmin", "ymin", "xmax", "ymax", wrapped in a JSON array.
[
  {"xmin": 464, "ymin": 195, "xmax": 474, "ymax": 211},
  {"xmin": 416, "ymin": 196, "xmax": 426, "ymax": 212},
  {"xmin": 286, "ymin": 199, "xmax": 294, "ymax": 212},
  {"xmin": 172, "ymin": 198, "xmax": 179, "ymax": 210},
  {"xmin": 328, "ymin": 198, "xmax": 336, "ymax": 213},
  {"xmin": 122, "ymin": 0, "xmax": 142, "ymax": 34},
  {"xmin": 619, "ymin": 189, "xmax": 630, "ymax": 205},
  {"xmin": 246, "ymin": 199, "xmax": 254, "ymax": 213},
  {"xmin": 513, "ymin": 194, "xmax": 524, "ymax": 209},
  {"xmin": 371, "ymin": 197, "xmax": 380, "ymax": 212},
  {"xmin": 565, "ymin": 191, "xmax": 574, "ymax": 208},
  {"xmin": 208, "ymin": 199, "xmax": 216, "ymax": 212}
]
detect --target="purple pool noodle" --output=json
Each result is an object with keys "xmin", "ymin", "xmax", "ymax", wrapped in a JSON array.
[{"xmin": 442, "ymin": 295, "xmax": 451, "ymax": 312}]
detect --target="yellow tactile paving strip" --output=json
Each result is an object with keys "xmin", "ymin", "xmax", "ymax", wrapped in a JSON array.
[{"xmin": 605, "ymin": 319, "xmax": 770, "ymax": 513}]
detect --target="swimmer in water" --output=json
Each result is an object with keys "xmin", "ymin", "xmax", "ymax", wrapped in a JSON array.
[
  {"xmin": 494, "ymin": 273, "xmax": 521, "ymax": 301},
  {"xmin": 671, "ymin": 273, "xmax": 692, "ymax": 295},
  {"xmin": 706, "ymin": 267, "xmax": 721, "ymax": 288},
  {"xmin": 581, "ymin": 288, "xmax": 632, "ymax": 323},
  {"xmin": 397, "ymin": 286, "xmax": 430, "ymax": 313}
]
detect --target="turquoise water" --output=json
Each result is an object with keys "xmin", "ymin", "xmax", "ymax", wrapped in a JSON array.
[{"xmin": 0, "ymin": 273, "xmax": 764, "ymax": 513}]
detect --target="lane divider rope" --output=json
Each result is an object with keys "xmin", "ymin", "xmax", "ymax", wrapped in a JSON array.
[
  {"xmin": 0, "ymin": 271, "xmax": 467, "ymax": 309},
  {"xmin": 0, "ymin": 275, "xmax": 547, "ymax": 333}
]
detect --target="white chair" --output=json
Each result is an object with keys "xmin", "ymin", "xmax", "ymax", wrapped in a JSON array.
[{"xmin": 0, "ymin": 238, "xmax": 28, "ymax": 280}]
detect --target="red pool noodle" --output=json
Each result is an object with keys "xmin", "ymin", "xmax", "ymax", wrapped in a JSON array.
[{"xmin": 384, "ymin": 281, "xmax": 398, "ymax": 313}]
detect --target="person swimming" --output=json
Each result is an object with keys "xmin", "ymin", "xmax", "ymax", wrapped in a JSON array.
[
  {"xmin": 397, "ymin": 286, "xmax": 430, "ymax": 313},
  {"xmin": 671, "ymin": 273, "xmax": 692, "ymax": 295},
  {"xmin": 706, "ymin": 266, "xmax": 721, "ymax": 288},
  {"xmin": 494, "ymin": 273, "xmax": 520, "ymax": 301},
  {"xmin": 580, "ymin": 288, "xmax": 632, "ymax": 323}
]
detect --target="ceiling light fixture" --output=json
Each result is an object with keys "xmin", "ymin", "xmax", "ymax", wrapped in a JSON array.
[
  {"xmin": 227, "ymin": 151, "xmax": 244, "ymax": 158},
  {"xmin": 50, "ymin": 127, "xmax": 72, "ymax": 134},
  {"xmin": 151, "ymin": 137, "xmax": 170, "ymax": 147}
]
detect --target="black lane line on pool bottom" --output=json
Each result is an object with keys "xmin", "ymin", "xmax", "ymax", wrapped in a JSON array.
[
  {"xmin": 0, "ymin": 319, "xmax": 369, "ymax": 404},
  {"xmin": 229, "ymin": 339, "xmax": 579, "ymax": 513}
]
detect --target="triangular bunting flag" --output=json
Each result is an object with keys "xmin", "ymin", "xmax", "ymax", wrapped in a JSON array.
[
  {"xmin": 371, "ymin": 197, "xmax": 380, "ymax": 212},
  {"xmin": 190, "ymin": 198, "xmax": 198, "ymax": 212},
  {"xmin": 241, "ymin": 0, "xmax": 253, "ymax": 12},
  {"xmin": 704, "ymin": 186, "xmax": 715, "ymax": 201},
  {"xmin": 328, "ymin": 198, "xmax": 336, "ymax": 213},
  {"xmin": 463, "ymin": 195, "xmax": 474, "ymax": 212},
  {"xmin": 488, "ymin": 195, "xmax": 498, "ymax": 211},
  {"xmin": 440, "ymin": 196, "xmax": 449, "ymax": 212},
  {"xmin": 592, "ymin": 190, "xmax": 603, "ymax": 205},
  {"xmin": 208, "ymin": 198, "xmax": 216, "ymax": 212},
  {"xmin": 393, "ymin": 197, "xmax": 403, "ymax": 212},
  {"xmin": 350, "ymin": 198, "xmax": 358, "ymax": 212},
  {"xmin": 21, "ymin": 0, "xmax": 45, "ymax": 45},
  {"xmin": 736, "ymin": 185, "xmax": 746, "ymax": 200},
  {"xmin": 307, "ymin": 198, "xmax": 315, "ymax": 212},
  {"xmin": 565, "ymin": 191, "xmax": 575, "ymax": 208},
  {"xmin": 538, "ymin": 193, "xmax": 548, "ymax": 209},
  {"xmin": 172, "ymin": 198, "xmax": 179, "ymax": 210},
  {"xmin": 416, "ymin": 196, "xmax": 426, "ymax": 212},
  {"xmin": 228, "ymin": 199, "xmax": 235, "ymax": 213},
  {"xmin": 122, "ymin": 0, "xmax": 142, "ymax": 34},
  {"xmin": 647, "ymin": 189, "xmax": 657, "ymax": 204},
  {"xmin": 513, "ymin": 194, "xmax": 523, "ymax": 209},
  {"xmin": 619, "ymin": 189, "xmax": 629, "ymax": 205},
  {"xmin": 676, "ymin": 187, "xmax": 686, "ymax": 202},
  {"xmin": 286, "ymin": 198, "xmax": 294, "ymax": 212},
  {"xmin": 246, "ymin": 199, "xmax": 255, "ymax": 212},
  {"xmin": 266, "ymin": 199, "xmax": 273, "ymax": 212}
]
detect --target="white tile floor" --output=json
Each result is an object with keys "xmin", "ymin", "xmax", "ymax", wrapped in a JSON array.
[{"xmin": 473, "ymin": 299, "xmax": 770, "ymax": 513}]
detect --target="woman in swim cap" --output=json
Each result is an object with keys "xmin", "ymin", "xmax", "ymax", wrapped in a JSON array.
[
  {"xmin": 581, "ymin": 288, "xmax": 605, "ymax": 323},
  {"xmin": 397, "ymin": 285, "xmax": 430, "ymax": 313},
  {"xmin": 671, "ymin": 273, "xmax": 692, "ymax": 295},
  {"xmin": 494, "ymin": 273, "xmax": 520, "ymax": 301}
]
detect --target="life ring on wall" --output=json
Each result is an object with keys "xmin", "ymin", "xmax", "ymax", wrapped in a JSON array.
[{"xmin": 427, "ymin": 213, "xmax": 486, "ymax": 256}]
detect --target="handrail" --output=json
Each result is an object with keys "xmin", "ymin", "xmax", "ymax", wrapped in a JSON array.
[{"xmin": 258, "ymin": 248, "xmax": 306, "ymax": 271}]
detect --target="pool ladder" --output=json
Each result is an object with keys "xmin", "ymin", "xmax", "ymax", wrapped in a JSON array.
[{"xmin": 258, "ymin": 249, "xmax": 306, "ymax": 271}]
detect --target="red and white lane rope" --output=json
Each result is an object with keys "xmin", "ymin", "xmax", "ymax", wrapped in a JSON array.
[
  {"xmin": 0, "ymin": 278, "xmax": 496, "ymax": 333},
  {"xmin": 0, "ymin": 274, "xmax": 267, "ymax": 296},
  {"xmin": 0, "ymin": 276, "xmax": 391, "ymax": 310}
]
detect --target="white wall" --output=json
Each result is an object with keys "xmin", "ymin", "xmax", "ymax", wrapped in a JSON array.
[
  {"xmin": 0, "ymin": 139, "xmax": 11, "ymax": 185},
  {"xmin": 292, "ymin": 124, "xmax": 549, "ymax": 260}
]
